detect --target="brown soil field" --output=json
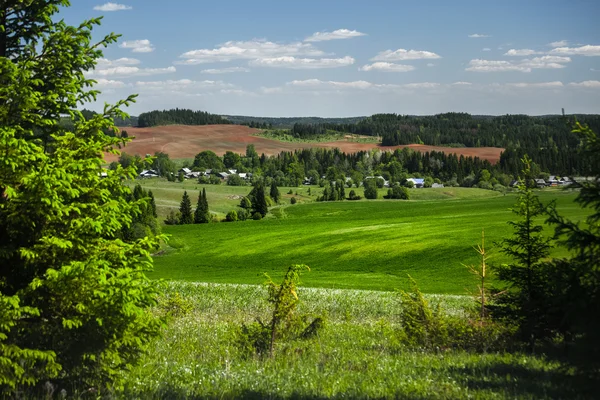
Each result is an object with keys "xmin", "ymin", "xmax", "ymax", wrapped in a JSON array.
[{"xmin": 106, "ymin": 125, "xmax": 504, "ymax": 164}]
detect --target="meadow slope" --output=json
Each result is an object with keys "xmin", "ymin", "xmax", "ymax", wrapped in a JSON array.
[{"xmin": 150, "ymin": 188, "xmax": 585, "ymax": 294}]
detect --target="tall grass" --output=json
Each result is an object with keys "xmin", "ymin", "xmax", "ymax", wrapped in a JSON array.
[{"xmin": 118, "ymin": 281, "xmax": 595, "ymax": 399}]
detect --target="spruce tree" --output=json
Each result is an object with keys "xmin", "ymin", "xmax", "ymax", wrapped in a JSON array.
[
  {"xmin": 270, "ymin": 181, "xmax": 280, "ymax": 204},
  {"xmin": 179, "ymin": 191, "xmax": 193, "ymax": 224},
  {"xmin": 0, "ymin": 1, "xmax": 161, "ymax": 392},
  {"xmin": 148, "ymin": 190, "xmax": 158, "ymax": 218},
  {"xmin": 491, "ymin": 155, "xmax": 551, "ymax": 349},
  {"xmin": 251, "ymin": 182, "xmax": 269, "ymax": 217},
  {"xmin": 194, "ymin": 188, "xmax": 210, "ymax": 223}
]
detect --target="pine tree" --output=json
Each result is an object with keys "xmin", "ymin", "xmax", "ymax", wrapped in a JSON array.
[
  {"xmin": 270, "ymin": 181, "xmax": 280, "ymax": 204},
  {"xmin": 251, "ymin": 182, "xmax": 269, "ymax": 217},
  {"xmin": 179, "ymin": 191, "xmax": 193, "ymax": 224},
  {"xmin": 194, "ymin": 188, "xmax": 210, "ymax": 223}
]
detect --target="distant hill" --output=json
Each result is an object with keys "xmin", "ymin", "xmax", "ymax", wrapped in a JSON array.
[{"xmin": 222, "ymin": 115, "xmax": 368, "ymax": 128}]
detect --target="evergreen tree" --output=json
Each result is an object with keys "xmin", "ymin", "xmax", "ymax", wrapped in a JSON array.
[
  {"xmin": 0, "ymin": 1, "xmax": 161, "ymax": 392},
  {"xmin": 491, "ymin": 155, "xmax": 551, "ymax": 349},
  {"xmin": 543, "ymin": 122, "xmax": 600, "ymax": 372},
  {"xmin": 194, "ymin": 188, "xmax": 210, "ymax": 223},
  {"xmin": 270, "ymin": 181, "xmax": 281, "ymax": 204},
  {"xmin": 148, "ymin": 190, "xmax": 158, "ymax": 218},
  {"xmin": 179, "ymin": 191, "xmax": 193, "ymax": 224},
  {"xmin": 251, "ymin": 182, "xmax": 269, "ymax": 217}
]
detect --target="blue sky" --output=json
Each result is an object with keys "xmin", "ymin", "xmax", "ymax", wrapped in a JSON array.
[{"xmin": 65, "ymin": 1, "xmax": 599, "ymax": 116}]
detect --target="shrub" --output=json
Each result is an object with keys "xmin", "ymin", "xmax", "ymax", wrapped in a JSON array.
[
  {"xmin": 363, "ymin": 180, "xmax": 378, "ymax": 199},
  {"xmin": 290, "ymin": 197, "xmax": 297, "ymax": 205},
  {"xmin": 237, "ymin": 209, "xmax": 248, "ymax": 221},
  {"xmin": 237, "ymin": 265, "xmax": 323, "ymax": 357},
  {"xmin": 226, "ymin": 210, "xmax": 238, "ymax": 222},
  {"xmin": 252, "ymin": 212, "xmax": 263, "ymax": 220}
]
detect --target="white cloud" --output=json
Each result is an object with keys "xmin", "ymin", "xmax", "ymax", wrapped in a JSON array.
[
  {"xmin": 96, "ymin": 57, "xmax": 141, "ymax": 68},
  {"xmin": 89, "ymin": 66, "xmax": 176, "ymax": 77},
  {"xmin": 550, "ymin": 45, "xmax": 600, "ymax": 56},
  {"xmin": 506, "ymin": 81, "xmax": 564, "ymax": 88},
  {"xmin": 178, "ymin": 39, "xmax": 324, "ymax": 64},
  {"xmin": 304, "ymin": 29, "xmax": 366, "ymax": 42},
  {"xmin": 263, "ymin": 79, "xmax": 442, "ymax": 94},
  {"xmin": 469, "ymin": 34, "xmax": 490, "ymax": 38},
  {"xmin": 135, "ymin": 79, "xmax": 235, "ymax": 94},
  {"xmin": 466, "ymin": 56, "xmax": 570, "ymax": 72},
  {"xmin": 119, "ymin": 39, "xmax": 154, "ymax": 53},
  {"xmin": 94, "ymin": 79, "xmax": 130, "ymax": 89},
  {"xmin": 482, "ymin": 48, "xmax": 491, "ymax": 52},
  {"xmin": 249, "ymin": 56, "xmax": 355, "ymax": 69},
  {"xmin": 504, "ymin": 49, "xmax": 543, "ymax": 56},
  {"xmin": 548, "ymin": 40, "xmax": 568, "ymax": 48},
  {"xmin": 359, "ymin": 62, "xmax": 415, "ymax": 72},
  {"xmin": 568, "ymin": 80, "xmax": 600, "ymax": 88},
  {"xmin": 426, "ymin": 63, "xmax": 435, "ymax": 67},
  {"xmin": 200, "ymin": 67, "xmax": 250, "ymax": 74},
  {"xmin": 93, "ymin": 2, "xmax": 132, "ymax": 11},
  {"xmin": 371, "ymin": 48, "xmax": 441, "ymax": 61},
  {"xmin": 452, "ymin": 81, "xmax": 473, "ymax": 86}
]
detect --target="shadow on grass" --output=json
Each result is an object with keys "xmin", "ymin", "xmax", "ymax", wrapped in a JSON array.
[
  {"xmin": 449, "ymin": 360, "xmax": 598, "ymax": 400},
  {"xmin": 126, "ymin": 388, "xmax": 435, "ymax": 400}
]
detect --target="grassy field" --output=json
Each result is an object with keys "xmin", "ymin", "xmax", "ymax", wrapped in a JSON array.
[
  {"xmin": 118, "ymin": 281, "xmax": 596, "ymax": 399},
  {"xmin": 140, "ymin": 181, "xmax": 586, "ymax": 294},
  {"xmin": 255, "ymin": 129, "xmax": 380, "ymax": 144}
]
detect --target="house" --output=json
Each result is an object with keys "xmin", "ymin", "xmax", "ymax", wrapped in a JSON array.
[
  {"xmin": 303, "ymin": 177, "xmax": 312, "ymax": 185},
  {"xmin": 407, "ymin": 178, "xmax": 424, "ymax": 188},
  {"xmin": 546, "ymin": 176, "xmax": 559, "ymax": 186},
  {"xmin": 432, "ymin": 183, "xmax": 444, "ymax": 188},
  {"xmin": 228, "ymin": 169, "xmax": 238, "ymax": 175},
  {"xmin": 509, "ymin": 180, "xmax": 520, "ymax": 187},
  {"xmin": 534, "ymin": 179, "xmax": 546, "ymax": 188},
  {"xmin": 216, "ymin": 172, "xmax": 229, "ymax": 179},
  {"xmin": 179, "ymin": 167, "xmax": 192, "ymax": 175},
  {"xmin": 559, "ymin": 177, "xmax": 572, "ymax": 186},
  {"xmin": 139, "ymin": 169, "xmax": 159, "ymax": 178}
]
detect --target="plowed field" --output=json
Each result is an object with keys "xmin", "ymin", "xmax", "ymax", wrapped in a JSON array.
[{"xmin": 106, "ymin": 124, "xmax": 504, "ymax": 163}]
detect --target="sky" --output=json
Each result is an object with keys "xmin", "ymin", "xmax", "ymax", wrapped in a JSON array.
[{"xmin": 63, "ymin": 0, "xmax": 600, "ymax": 117}]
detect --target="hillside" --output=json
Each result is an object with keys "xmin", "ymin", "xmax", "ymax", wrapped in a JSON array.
[{"xmin": 108, "ymin": 124, "xmax": 504, "ymax": 163}]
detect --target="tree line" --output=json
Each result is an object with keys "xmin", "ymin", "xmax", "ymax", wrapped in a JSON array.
[{"xmin": 137, "ymin": 108, "xmax": 229, "ymax": 127}]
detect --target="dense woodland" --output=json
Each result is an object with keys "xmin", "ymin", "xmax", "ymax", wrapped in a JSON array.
[
  {"xmin": 137, "ymin": 108, "xmax": 229, "ymax": 127},
  {"xmin": 115, "ymin": 108, "xmax": 600, "ymax": 176}
]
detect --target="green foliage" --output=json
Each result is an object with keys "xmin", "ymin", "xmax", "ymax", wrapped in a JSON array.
[
  {"xmin": 348, "ymin": 189, "xmax": 361, "ymax": 200},
  {"xmin": 179, "ymin": 191, "xmax": 193, "ymax": 224},
  {"xmin": 152, "ymin": 152, "xmax": 176, "ymax": 177},
  {"xmin": 164, "ymin": 210, "xmax": 181, "ymax": 225},
  {"xmin": 384, "ymin": 185, "xmax": 410, "ymax": 200},
  {"xmin": 363, "ymin": 179, "xmax": 378, "ymax": 199},
  {"xmin": 269, "ymin": 181, "xmax": 280, "ymax": 203},
  {"xmin": 543, "ymin": 122, "xmax": 600, "ymax": 373},
  {"xmin": 137, "ymin": 108, "xmax": 228, "ymax": 127},
  {"xmin": 192, "ymin": 150, "xmax": 224, "ymax": 171},
  {"xmin": 226, "ymin": 210, "xmax": 238, "ymax": 222},
  {"xmin": 249, "ymin": 181, "xmax": 268, "ymax": 217},
  {"xmin": 290, "ymin": 197, "xmax": 297, "ymax": 205},
  {"xmin": 226, "ymin": 174, "xmax": 245, "ymax": 186},
  {"xmin": 0, "ymin": 2, "xmax": 162, "ymax": 393},
  {"xmin": 238, "ymin": 265, "xmax": 323, "ymax": 357},
  {"xmin": 491, "ymin": 156, "xmax": 552, "ymax": 348},
  {"xmin": 158, "ymin": 292, "xmax": 193, "ymax": 319},
  {"xmin": 194, "ymin": 188, "xmax": 210, "ymax": 224},
  {"xmin": 252, "ymin": 212, "xmax": 263, "ymax": 221}
]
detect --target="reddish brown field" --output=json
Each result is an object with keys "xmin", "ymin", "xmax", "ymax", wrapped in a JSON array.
[{"xmin": 106, "ymin": 125, "xmax": 504, "ymax": 164}]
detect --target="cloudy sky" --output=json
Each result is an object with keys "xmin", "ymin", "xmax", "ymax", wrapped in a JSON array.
[{"xmin": 66, "ymin": 0, "xmax": 600, "ymax": 117}]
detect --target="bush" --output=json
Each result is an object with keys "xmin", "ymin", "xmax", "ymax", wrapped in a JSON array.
[
  {"xmin": 226, "ymin": 210, "xmax": 238, "ymax": 222},
  {"xmin": 290, "ymin": 197, "xmax": 297, "ymax": 204},
  {"xmin": 252, "ymin": 212, "xmax": 263, "ymax": 220},
  {"xmin": 164, "ymin": 210, "xmax": 181, "ymax": 225},
  {"xmin": 363, "ymin": 180, "xmax": 378, "ymax": 199},
  {"xmin": 237, "ymin": 265, "xmax": 323, "ymax": 357},
  {"xmin": 384, "ymin": 185, "xmax": 410, "ymax": 200},
  {"xmin": 237, "ymin": 209, "xmax": 248, "ymax": 221},
  {"xmin": 348, "ymin": 190, "xmax": 361, "ymax": 200}
]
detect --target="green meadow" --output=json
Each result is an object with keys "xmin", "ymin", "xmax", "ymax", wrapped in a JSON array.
[
  {"xmin": 135, "ymin": 179, "xmax": 586, "ymax": 294},
  {"xmin": 119, "ymin": 281, "xmax": 596, "ymax": 399}
]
